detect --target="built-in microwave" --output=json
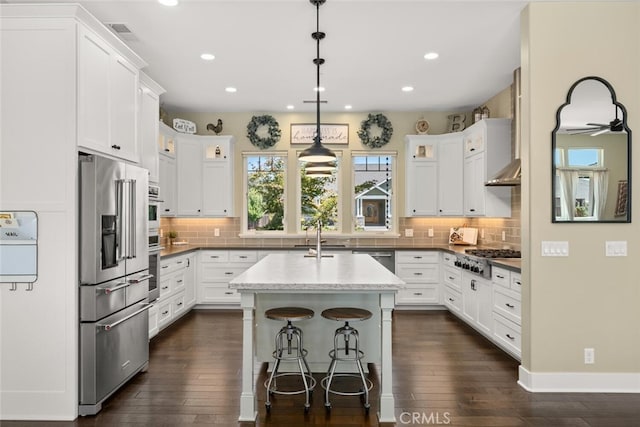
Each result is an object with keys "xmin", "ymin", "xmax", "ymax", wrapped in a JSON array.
[{"xmin": 148, "ymin": 184, "xmax": 161, "ymax": 230}]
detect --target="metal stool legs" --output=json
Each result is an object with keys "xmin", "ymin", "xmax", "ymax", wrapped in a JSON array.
[
  {"xmin": 264, "ymin": 320, "xmax": 316, "ymax": 413},
  {"xmin": 322, "ymin": 321, "xmax": 373, "ymax": 414}
]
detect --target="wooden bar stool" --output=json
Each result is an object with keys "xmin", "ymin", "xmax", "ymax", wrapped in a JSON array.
[
  {"xmin": 320, "ymin": 307, "xmax": 373, "ymax": 414},
  {"xmin": 264, "ymin": 307, "xmax": 316, "ymax": 413}
]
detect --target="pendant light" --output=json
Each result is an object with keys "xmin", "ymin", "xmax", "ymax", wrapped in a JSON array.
[
  {"xmin": 305, "ymin": 161, "xmax": 336, "ymax": 172},
  {"xmin": 305, "ymin": 170, "xmax": 333, "ymax": 178},
  {"xmin": 299, "ymin": 0, "xmax": 336, "ymax": 166}
]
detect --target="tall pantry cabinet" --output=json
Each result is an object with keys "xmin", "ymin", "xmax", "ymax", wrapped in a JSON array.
[{"xmin": 0, "ymin": 4, "xmax": 147, "ymax": 420}]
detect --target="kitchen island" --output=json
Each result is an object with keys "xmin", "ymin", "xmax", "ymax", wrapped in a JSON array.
[{"xmin": 229, "ymin": 252, "xmax": 405, "ymax": 423}]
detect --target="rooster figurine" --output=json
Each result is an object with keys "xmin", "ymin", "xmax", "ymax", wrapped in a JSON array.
[{"xmin": 206, "ymin": 119, "xmax": 223, "ymax": 135}]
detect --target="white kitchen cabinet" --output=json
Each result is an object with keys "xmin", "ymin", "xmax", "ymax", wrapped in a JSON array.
[
  {"xmin": 394, "ymin": 251, "xmax": 440, "ymax": 306},
  {"xmin": 176, "ymin": 135, "xmax": 234, "ymax": 217},
  {"xmin": 198, "ymin": 250, "xmax": 256, "ymax": 305},
  {"xmin": 405, "ymin": 133, "xmax": 463, "ymax": 217},
  {"xmin": 491, "ymin": 266, "xmax": 522, "ymax": 359},
  {"xmin": 151, "ymin": 252, "xmax": 197, "ymax": 337},
  {"xmin": 159, "ymin": 154, "xmax": 176, "ymax": 216},
  {"xmin": 437, "ymin": 135, "xmax": 464, "ymax": 215},
  {"xmin": 78, "ymin": 26, "xmax": 141, "ymax": 163},
  {"xmin": 461, "ymin": 271, "xmax": 492, "ymax": 336},
  {"xmin": 462, "ymin": 119, "xmax": 512, "ymax": 217},
  {"xmin": 158, "ymin": 122, "xmax": 177, "ymax": 215},
  {"xmin": 139, "ymin": 73, "xmax": 165, "ymax": 184},
  {"xmin": 158, "ymin": 121, "xmax": 177, "ymax": 157},
  {"xmin": 177, "ymin": 136, "xmax": 203, "ymax": 216}
]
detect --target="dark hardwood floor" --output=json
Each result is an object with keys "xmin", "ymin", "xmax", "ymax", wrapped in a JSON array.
[{"xmin": 5, "ymin": 310, "xmax": 640, "ymax": 426}]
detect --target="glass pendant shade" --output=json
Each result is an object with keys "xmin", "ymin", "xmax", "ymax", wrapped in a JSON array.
[{"xmin": 304, "ymin": 161, "xmax": 336, "ymax": 172}]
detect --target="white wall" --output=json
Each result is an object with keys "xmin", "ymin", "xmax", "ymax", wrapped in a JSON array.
[{"xmin": 0, "ymin": 17, "xmax": 79, "ymax": 419}]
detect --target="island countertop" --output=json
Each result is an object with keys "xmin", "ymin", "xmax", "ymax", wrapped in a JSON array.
[{"xmin": 229, "ymin": 252, "xmax": 406, "ymax": 291}]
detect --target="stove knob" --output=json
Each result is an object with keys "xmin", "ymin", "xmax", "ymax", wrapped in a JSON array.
[
  {"xmin": 478, "ymin": 267, "xmax": 484, "ymax": 275},
  {"xmin": 472, "ymin": 266, "xmax": 479, "ymax": 273},
  {"xmin": 463, "ymin": 263, "xmax": 470, "ymax": 270}
]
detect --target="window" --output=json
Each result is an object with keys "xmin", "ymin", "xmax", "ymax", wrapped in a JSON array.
[
  {"xmin": 298, "ymin": 158, "xmax": 340, "ymax": 233},
  {"xmin": 352, "ymin": 153, "xmax": 396, "ymax": 233},
  {"xmin": 244, "ymin": 153, "xmax": 287, "ymax": 232},
  {"xmin": 554, "ymin": 148, "xmax": 607, "ymax": 220}
]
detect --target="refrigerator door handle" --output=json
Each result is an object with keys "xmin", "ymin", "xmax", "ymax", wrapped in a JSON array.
[
  {"xmin": 129, "ymin": 179, "xmax": 137, "ymax": 259},
  {"xmin": 116, "ymin": 179, "xmax": 126, "ymax": 262}
]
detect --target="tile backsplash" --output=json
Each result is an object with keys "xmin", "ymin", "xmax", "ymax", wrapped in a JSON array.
[{"xmin": 160, "ymin": 186, "xmax": 520, "ymax": 249}]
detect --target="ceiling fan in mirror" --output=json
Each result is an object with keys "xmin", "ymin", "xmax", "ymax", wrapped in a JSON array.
[{"xmin": 565, "ymin": 106, "xmax": 624, "ymax": 135}]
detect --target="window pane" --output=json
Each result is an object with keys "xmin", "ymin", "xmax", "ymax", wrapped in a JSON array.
[
  {"xmin": 246, "ymin": 155, "xmax": 285, "ymax": 231},
  {"xmin": 299, "ymin": 163, "xmax": 339, "ymax": 232},
  {"xmin": 567, "ymin": 148, "xmax": 601, "ymax": 166},
  {"xmin": 353, "ymin": 155, "xmax": 394, "ymax": 231}
]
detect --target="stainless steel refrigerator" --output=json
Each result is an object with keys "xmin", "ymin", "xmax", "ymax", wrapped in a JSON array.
[{"xmin": 78, "ymin": 154, "xmax": 152, "ymax": 416}]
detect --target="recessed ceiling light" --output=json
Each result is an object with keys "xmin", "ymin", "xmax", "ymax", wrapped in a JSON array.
[
  {"xmin": 200, "ymin": 53, "xmax": 215, "ymax": 61},
  {"xmin": 402, "ymin": 86, "xmax": 414, "ymax": 92},
  {"xmin": 424, "ymin": 52, "xmax": 439, "ymax": 60},
  {"xmin": 158, "ymin": 0, "xmax": 178, "ymax": 6},
  {"xmin": 314, "ymin": 86, "xmax": 325, "ymax": 92},
  {"xmin": 344, "ymin": 105, "xmax": 352, "ymax": 110},
  {"xmin": 286, "ymin": 105, "xmax": 295, "ymax": 110},
  {"xmin": 225, "ymin": 87, "xmax": 237, "ymax": 93}
]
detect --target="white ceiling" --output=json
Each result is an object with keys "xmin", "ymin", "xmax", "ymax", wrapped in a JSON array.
[{"xmin": 7, "ymin": 0, "xmax": 533, "ymax": 113}]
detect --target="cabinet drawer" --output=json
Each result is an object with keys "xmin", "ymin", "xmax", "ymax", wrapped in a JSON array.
[
  {"xmin": 492, "ymin": 266, "xmax": 510, "ymax": 289},
  {"xmin": 511, "ymin": 273, "xmax": 522, "ymax": 291},
  {"xmin": 229, "ymin": 250, "xmax": 257, "ymax": 263},
  {"xmin": 172, "ymin": 291, "xmax": 186, "ymax": 317},
  {"xmin": 160, "ymin": 256, "xmax": 186, "ymax": 275},
  {"xmin": 157, "ymin": 300, "xmax": 173, "ymax": 328},
  {"xmin": 441, "ymin": 252, "xmax": 457, "ymax": 267},
  {"xmin": 443, "ymin": 287, "xmax": 462, "ymax": 315},
  {"xmin": 200, "ymin": 251, "xmax": 229, "ymax": 263},
  {"xmin": 201, "ymin": 264, "xmax": 249, "ymax": 281},
  {"xmin": 443, "ymin": 266, "xmax": 462, "ymax": 291},
  {"xmin": 395, "ymin": 285, "xmax": 439, "ymax": 305},
  {"xmin": 200, "ymin": 284, "xmax": 240, "ymax": 304},
  {"xmin": 396, "ymin": 264, "xmax": 439, "ymax": 283},
  {"xmin": 172, "ymin": 271, "xmax": 186, "ymax": 294},
  {"xmin": 159, "ymin": 276, "xmax": 172, "ymax": 298},
  {"xmin": 493, "ymin": 287, "xmax": 521, "ymax": 325},
  {"xmin": 493, "ymin": 313, "xmax": 521, "ymax": 358},
  {"xmin": 396, "ymin": 251, "xmax": 439, "ymax": 264}
]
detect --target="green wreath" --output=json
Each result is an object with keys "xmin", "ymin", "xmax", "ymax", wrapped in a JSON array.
[
  {"xmin": 357, "ymin": 113, "xmax": 393, "ymax": 148},
  {"xmin": 247, "ymin": 115, "xmax": 281, "ymax": 149}
]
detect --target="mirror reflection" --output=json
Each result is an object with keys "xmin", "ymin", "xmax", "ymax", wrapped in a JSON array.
[{"xmin": 552, "ymin": 77, "xmax": 631, "ymax": 223}]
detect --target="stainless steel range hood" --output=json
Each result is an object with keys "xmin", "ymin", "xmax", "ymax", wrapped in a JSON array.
[{"xmin": 486, "ymin": 67, "xmax": 521, "ymax": 187}]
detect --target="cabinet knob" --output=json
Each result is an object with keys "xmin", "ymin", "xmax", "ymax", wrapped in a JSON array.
[
  {"xmin": 505, "ymin": 303, "xmax": 515, "ymax": 309},
  {"xmin": 111, "ymin": 144, "xmax": 121, "ymax": 150},
  {"xmin": 506, "ymin": 334, "xmax": 515, "ymax": 340}
]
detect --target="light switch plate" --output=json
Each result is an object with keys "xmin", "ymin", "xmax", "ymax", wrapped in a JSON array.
[
  {"xmin": 428, "ymin": 228, "xmax": 434, "ymax": 237},
  {"xmin": 541, "ymin": 241, "xmax": 569, "ymax": 257},
  {"xmin": 605, "ymin": 241, "xmax": 627, "ymax": 256},
  {"xmin": 214, "ymin": 228, "xmax": 220, "ymax": 237}
]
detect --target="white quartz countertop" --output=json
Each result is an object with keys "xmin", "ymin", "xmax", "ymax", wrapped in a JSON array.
[{"xmin": 229, "ymin": 253, "xmax": 405, "ymax": 291}]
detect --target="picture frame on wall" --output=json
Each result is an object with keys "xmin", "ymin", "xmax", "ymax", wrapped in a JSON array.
[{"xmin": 291, "ymin": 123, "xmax": 349, "ymax": 145}]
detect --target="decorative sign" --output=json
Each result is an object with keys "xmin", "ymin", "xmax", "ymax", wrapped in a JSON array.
[
  {"xmin": 173, "ymin": 118, "xmax": 197, "ymax": 134},
  {"xmin": 290, "ymin": 123, "xmax": 349, "ymax": 145}
]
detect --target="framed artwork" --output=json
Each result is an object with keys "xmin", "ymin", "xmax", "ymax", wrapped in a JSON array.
[{"xmin": 290, "ymin": 123, "xmax": 349, "ymax": 145}]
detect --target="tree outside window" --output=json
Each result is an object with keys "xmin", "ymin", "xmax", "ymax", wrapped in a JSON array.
[
  {"xmin": 299, "ymin": 164, "xmax": 339, "ymax": 232},
  {"xmin": 246, "ymin": 155, "xmax": 286, "ymax": 231}
]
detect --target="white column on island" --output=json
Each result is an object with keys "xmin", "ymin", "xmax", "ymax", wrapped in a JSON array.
[
  {"xmin": 379, "ymin": 292, "xmax": 396, "ymax": 423},
  {"xmin": 238, "ymin": 292, "xmax": 257, "ymax": 421}
]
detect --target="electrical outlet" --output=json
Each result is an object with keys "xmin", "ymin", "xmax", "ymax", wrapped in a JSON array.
[
  {"xmin": 428, "ymin": 228, "xmax": 434, "ymax": 237},
  {"xmin": 501, "ymin": 231, "xmax": 506, "ymax": 241},
  {"xmin": 605, "ymin": 241, "xmax": 627, "ymax": 256},
  {"xmin": 405, "ymin": 228, "xmax": 413, "ymax": 237},
  {"xmin": 584, "ymin": 348, "xmax": 595, "ymax": 364},
  {"xmin": 214, "ymin": 228, "xmax": 220, "ymax": 237},
  {"xmin": 480, "ymin": 229, "xmax": 485, "ymax": 239}
]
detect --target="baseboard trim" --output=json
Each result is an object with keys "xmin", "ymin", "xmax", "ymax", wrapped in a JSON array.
[{"xmin": 518, "ymin": 365, "xmax": 640, "ymax": 393}]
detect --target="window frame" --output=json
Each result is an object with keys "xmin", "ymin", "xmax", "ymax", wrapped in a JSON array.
[
  {"xmin": 241, "ymin": 151, "xmax": 288, "ymax": 235},
  {"xmin": 350, "ymin": 150, "xmax": 398, "ymax": 236},
  {"xmin": 295, "ymin": 151, "xmax": 343, "ymax": 235}
]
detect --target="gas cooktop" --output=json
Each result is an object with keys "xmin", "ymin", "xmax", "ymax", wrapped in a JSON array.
[{"xmin": 465, "ymin": 249, "xmax": 521, "ymax": 259}]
